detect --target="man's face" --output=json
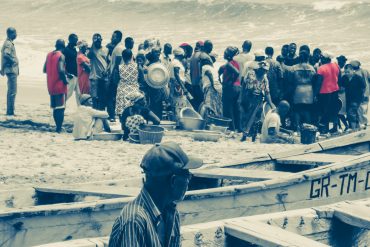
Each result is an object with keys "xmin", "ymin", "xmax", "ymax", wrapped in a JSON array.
[
  {"xmin": 93, "ymin": 35, "xmax": 102, "ymax": 48},
  {"xmin": 70, "ymin": 35, "xmax": 78, "ymax": 47},
  {"xmin": 170, "ymin": 170, "xmax": 192, "ymax": 202},
  {"xmin": 152, "ymin": 48, "xmax": 161, "ymax": 60},
  {"xmin": 345, "ymin": 66, "xmax": 354, "ymax": 77},
  {"xmin": 111, "ymin": 33, "xmax": 119, "ymax": 45},
  {"xmin": 9, "ymin": 30, "xmax": 17, "ymax": 40},
  {"xmin": 289, "ymin": 44, "xmax": 297, "ymax": 56}
]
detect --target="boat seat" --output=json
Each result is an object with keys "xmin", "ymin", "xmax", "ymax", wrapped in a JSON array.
[{"xmin": 333, "ymin": 203, "xmax": 370, "ymax": 229}]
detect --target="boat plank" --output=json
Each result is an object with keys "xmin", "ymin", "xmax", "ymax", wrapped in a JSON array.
[
  {"xmin": 319, "ymin": 130, "xmax": 370, "ymax": 151},
  {"xmin": 192, "ymin": 168, "xmax": 292, "ymax": 181},
  {"xmin": 333, "ymin": 203, "xmax": 370, "ymax": 229},
  {"xmin": 277, "ymin": 153, "xmax": 356, "ymax": 167},
  {"xmin": 224, "ymin": 221, "xmax": 329, "ymax": 247},
  {"xmin": 35, "ymin": 186, "xmax": 140, "ymax": 198}
]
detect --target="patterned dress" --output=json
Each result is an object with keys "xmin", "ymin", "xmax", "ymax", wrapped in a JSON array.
[
  {"xmin": 240, "ymin": 70, "xmax": 270, "ymax": 134},
  {"xmin": 116, "ymin": 62, "xmax": 140, "ymax": 116}
]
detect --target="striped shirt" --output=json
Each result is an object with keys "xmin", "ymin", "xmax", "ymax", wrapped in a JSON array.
[{"xmin": 108, "ymin": 188, "xmax": 181, "ymax": 247}]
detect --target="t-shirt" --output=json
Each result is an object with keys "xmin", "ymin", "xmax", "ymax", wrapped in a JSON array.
[
  {"xmin": 63, "ymin": 45, "xmax": 78, "ymax": 76},
  {"xmin": 201, "ymin": 64, "xmax": 222, "ymax": 92},
  {"xmin": 342, "ymin": 74, "xmax": 366, "ymax": 105},
  {"xmin": 317, "ymin": 62, "xmax": 340, "ymax": 94},
  {"xmin": 234, "ymin": 52, "xmax": 253, "ymax": 81},
  {"xmin": 260, "ymin": 110, "xmax": 281, "ymax": 143},
  {"xmin": 89, "ymin": 47, "xmax": 108, "ymax": 80},
  {"xmin": 109, "ymin": 43, "xmax": 124, "ymax": 74},
  {"xmin": 77, "ymin": 52, "xmax": 90, "ymax": 94},
  {"xmin": 172, "ymin": 59, "xmax": 186, "ymax": 82},
  {"xmin": 222, "ymin": 60, "xmax": 240, "ymax": 86},
  {"xmin": 1, "ymin": 39, "xmax": 19, "ymax": 75},
  {"xmin": 289, "ymin": 63, "xmax": 316, "ymax": 104}
]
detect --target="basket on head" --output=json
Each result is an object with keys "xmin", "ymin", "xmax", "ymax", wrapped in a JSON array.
[{"xmin": 138, "ymin": 125, "xmax": 165, "ymax": 144}]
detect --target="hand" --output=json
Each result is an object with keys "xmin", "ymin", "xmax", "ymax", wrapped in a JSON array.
[{"xmin": 67, "ymin": 73, "xmax": 73, "ymax": 79}]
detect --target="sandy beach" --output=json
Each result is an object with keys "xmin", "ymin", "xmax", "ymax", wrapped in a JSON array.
[{"xmin": 0, "ymin": 77, "xmax": 300, "ymax": 191}]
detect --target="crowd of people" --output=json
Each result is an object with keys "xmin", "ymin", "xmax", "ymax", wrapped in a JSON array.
[{"xmin": 2, "ymin": 27, "xmax": 370, "ymax": 142}]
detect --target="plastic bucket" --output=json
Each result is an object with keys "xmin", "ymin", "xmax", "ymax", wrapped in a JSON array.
[{"xmin": 300, "ymin": 124, "xmax": 318, "ymax": 144}]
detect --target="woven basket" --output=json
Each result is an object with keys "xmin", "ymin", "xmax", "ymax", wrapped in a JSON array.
[{"xmin": 138, "ymin": 125, "xmax": 165, "ymax": 144}]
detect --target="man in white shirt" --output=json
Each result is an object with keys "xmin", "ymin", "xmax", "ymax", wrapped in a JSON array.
[{"xmin": 260, "ymin": 100, "xmax": 293, "ymax": 143}]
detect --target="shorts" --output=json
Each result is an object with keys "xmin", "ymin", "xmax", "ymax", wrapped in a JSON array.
[{"xmin": 50, "ymin": 94, "xmax": 66, "ymax": 109}]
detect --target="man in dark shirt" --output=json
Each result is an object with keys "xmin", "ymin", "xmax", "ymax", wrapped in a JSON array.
[
  {"xmin": 342, "ymin": 63, "xmax": 366, "ymax": 129},
  {"xmin": 63, "ymin": 33, "xmax": 80, "ymax": 105},
  {"xmin": 108, "ymin": 142, "xmax": 203, "ymax": 247}
]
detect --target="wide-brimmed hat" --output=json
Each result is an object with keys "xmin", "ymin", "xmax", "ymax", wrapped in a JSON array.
[
  {"xmin": 79, "ymin": 94, "xmax": 92, "ymax": 105},
  {"xmin": 173, "ymin": 47, "xmax": 185, "ymax": 56}
]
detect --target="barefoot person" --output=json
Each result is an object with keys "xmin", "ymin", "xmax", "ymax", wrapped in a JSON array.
[
  {"xmin": 43, "ymin": 39, "xmax": 68, "ymax": 133},
  {"xmin": 108, "ymin": 142, "xmax": 203, "ymax": 247},
  {"xmin": 1, "ymin": 27, "xmax": 19, "ymax": 116}
]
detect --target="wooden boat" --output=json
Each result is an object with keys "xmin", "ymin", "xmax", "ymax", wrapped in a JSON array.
[
  {"xmin": 36, "ymin": 198, "xmax": 370, "ymax": 247},
  {"xmin": 1, "ymin": 130, "xmax": 370, "ymax": 246}
]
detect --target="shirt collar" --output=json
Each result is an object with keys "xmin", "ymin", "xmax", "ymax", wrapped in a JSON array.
[
  {"xmin": 140, "ymin": 188, "xmax": 162, "ymax": 225},
  {"xmin": 6, "ymin": 38, "xmax": 13, "ymax": 45}
]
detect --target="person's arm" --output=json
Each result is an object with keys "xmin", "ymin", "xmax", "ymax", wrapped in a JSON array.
[
  {"xmin": 43, "ymin": 59, "xmax": 47, "ymax": 74},
  {"xmin": 174, "ymin": 66, "xmax": 193, "ymax": 100},
  {"xmin": 111, "ymin": 55, "xmax": 122, "ymax": 82},
  {"xmin": 87, "ymin": 47, "xmax": 95, "ymax": 59},
  {"xmin": 2, "ymin": 43, "xmax": 16, "ymax": 64},
  {"xmin": 204, "ymin": 70, "xmax": 214, "ymax": 88},
  {"xmin": 58, "ymin": 55, "xmax": 68, "ymax": 85},
  {"xmin": 102, "ymin": 119, "xmax": 111, "ymax": 133},
  {"xmin": 147, "ymin": 111, "xmax": 160, "ymax": 125},
  {"xmin": 264, "ymin": 78, "xmax": 275, "ymax": 109},
  {"xmin": 81, "ymin": 61, "xmax": 90, "ymax": 73}
]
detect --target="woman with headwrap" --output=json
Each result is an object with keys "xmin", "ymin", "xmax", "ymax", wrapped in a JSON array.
[
  {"xmin": 240, "ymin": 60, "xmax": 275, "ymax": 142},
  {"xmin": 219, "ymin": 46, "xmax": 241, "ymax": 131},
  {"xmin": 171, "ymin": 47, "xmax": 193, "ymax": 121},
  {"xmin": 199, "ymin": 54, "xmax": 222, "ymax": 119},
  {"xmin": 120, "ymin": 92, "xmax": 160, "ymax": 140}
]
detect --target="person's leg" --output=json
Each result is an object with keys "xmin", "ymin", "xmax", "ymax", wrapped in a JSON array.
[
  {"xmin": 232, "ymin": 86, "xmax": 241, "ymax": 132},
  {"xmin": 6, "ymin": 74, "xmax": 17, "ymax": 115},
  {"xmin": 222, "ymin": 87, "xmax": 234, "ymax": 130},
  {"xmin": 358, "ymin": 99, "xmax": 369, "ymax": 128},
  {"xmin": 318, "ymin": 93, "xmax": 330, "ymax": 133},
  {"xmin": 338, "ymin": 114, "xmax": 348, "ymax": 130},
  {"xmin": 107, "ymin": 79, "xmax": 118, "ymax": 120},
  {"xmin": 53, "ymin": 108, "xmax": 65, "ymax": 133},
  {"xmin": 73, "ymin": 76, "xmax": 81, "ymax": 106},
  {"xmin": 90, "ymin": 79, "xmax": 99, "ymax": 109}
]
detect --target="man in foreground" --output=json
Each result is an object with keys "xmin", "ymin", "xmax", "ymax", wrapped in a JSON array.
[
  {"xmin": 260, "ymin": 100, "xmax": 293, "ymax": 144},
  {"xmin": 43, "ymin": 39, "xmax": 68, "ymax": 133},
  {"xmin": 108, "ymin": 142, "xmax": 203, "ymax": 247},
  {"xmin": 1, "ymin": 27, "xmax": 19, "ymax": 116}
]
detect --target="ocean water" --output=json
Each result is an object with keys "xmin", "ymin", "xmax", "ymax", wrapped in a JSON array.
[{"xmin": 0, "ymin": 0, "xmax": 369, "ymax": 83}]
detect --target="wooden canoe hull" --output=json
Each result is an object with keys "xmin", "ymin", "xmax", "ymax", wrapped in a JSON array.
[{"xmin": 2, "ymin": 130, "xmax": 370, "ymax": 246}]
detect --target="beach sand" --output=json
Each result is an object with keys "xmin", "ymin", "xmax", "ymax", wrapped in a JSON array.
[{"xmin": 0, "ymin": 77, "xmax": 300, "ymax": 191}]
